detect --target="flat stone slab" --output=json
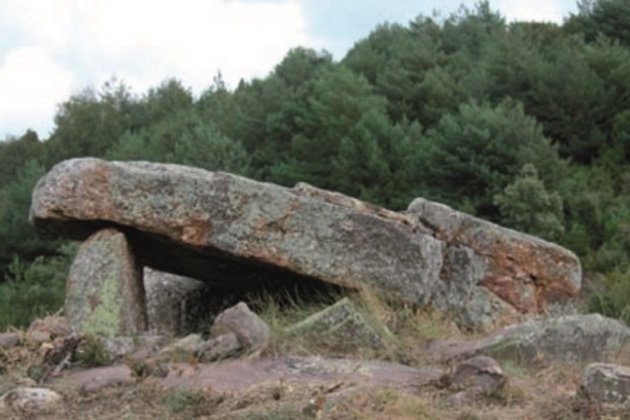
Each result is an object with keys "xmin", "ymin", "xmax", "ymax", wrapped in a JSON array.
[
  {"xmin": 161, "ymin": 356, "xmax": 444, "ymax": 393},
  {"xmin": 579, "ymin": 363, "xmax": 630, "ymax": 415},
  {"xmin": 426, "ymin": 314, "xmax": 630, "ymax": 365},
  {"xmin": 31, "ymin": 158, "xmax": 582, "ymax": 329}
]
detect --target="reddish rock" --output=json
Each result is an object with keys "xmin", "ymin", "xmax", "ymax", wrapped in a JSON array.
[
  {"xmin": 27, "ymin": 316, "xmax": 72, "ymax": 343},
  {"xmin": 210, "ymin": 302, "xmax": 270, "ymax": 353},
  {"xmin": 31, "ymin": 158, "xmax": 582, "ymax": 330},
  {"xmin": 56, "ymin": 365, "xmax": 136, "ymax": 393},
  {"xmin": 30, "ymin": 158, "xmax": 443, "ymax": 307},
  {"xmin": 407, "ymin": 198, "xmax": 581, "ymax": 318}
]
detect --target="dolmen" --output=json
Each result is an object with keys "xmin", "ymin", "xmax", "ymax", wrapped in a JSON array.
[{"xmin": 29, "ymin": 158, "xmax": 582, "ymax": 336}]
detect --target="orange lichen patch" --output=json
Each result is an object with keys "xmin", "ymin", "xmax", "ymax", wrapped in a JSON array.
[
  {"xmin": 480, "ymin": 274, "xmax": 538, "ymax": 314},
  {"xmin": 179, "ymin": 217, "xmax": 211, "ymax": 246},
  {"xmin": 477, "ymin": 238, "xmax": 579, "ymax": 314},
  {"xmin": 243, "ymin": 245, "xmax": 293, "ymax": 270}
]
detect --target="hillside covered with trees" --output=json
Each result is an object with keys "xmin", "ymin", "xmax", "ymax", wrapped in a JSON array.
[{"xmin": 1, "ymin": 0, "xmax": 630, "ymax": 328}]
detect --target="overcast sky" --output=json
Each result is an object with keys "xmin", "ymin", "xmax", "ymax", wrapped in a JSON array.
[{"xmin": 0, "ymin": 0, "xmax": 578, "ymax": 139}]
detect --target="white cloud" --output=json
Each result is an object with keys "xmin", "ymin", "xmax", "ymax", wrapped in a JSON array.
[
  {"xmin": 0, "ymin": 0, "xmax": 321, "ymax": 137},
  {"xmin": 496, "ymin": 0, "xmax": 572, "ymax": 23},
  {"xmin": 0, "ymin": 47, "xmax": 76, "ymax": 138}
]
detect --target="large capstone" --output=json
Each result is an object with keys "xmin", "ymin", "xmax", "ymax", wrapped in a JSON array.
[
  {"xmin": 65, "ymin": 228, "xmax": 146, "ymax": 336},
  {"xmin": 31, "ymin": 158, "xmax": 582, "ymax": 330}
]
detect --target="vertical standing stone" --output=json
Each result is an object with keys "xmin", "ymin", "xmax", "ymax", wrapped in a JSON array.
[
  {"xmin": 66, "ymin": 228, "xmax": 146, "ymax": 336},
  {"xmin": 144, "ymin": 268, "xmax": 215, "ymax": 336}
]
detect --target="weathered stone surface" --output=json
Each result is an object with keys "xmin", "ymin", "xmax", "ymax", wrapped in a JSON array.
[
  {"xmin": 580, "ymin": 363, "xmax": 630, "ymax": 412},
  {"xmin": 161, "ymin": 356, "xmax": 444, "ymax": 394},
  {"xmin": 65, "ymin": 228, "xmax": 146, "ymax": 337},
  {"xmin": 449, "ymin": 356, "xmax": 506, "ymax": 393},
  {"xmin": 428, "ymin": 314, "xmax": 630, "ymax": 365},
  {"xmin": 0, "ymin": 387, "xmax": 62, "ymax": 415},
  {"xmin": 30, "ymin": 158, "xmax": 443, "ymax": 306},
  {"xmin": 0, "ymin": 332, "xmax": 20, "ymax": 349},
  {"xmin": 161, "ymin": 332, "xmax": 242, "ymax": 362},
  {"xmin": 27, "ymin": 316, "xmax": 72, "ymax": 343},
  {"xmin": 56, "ymin": 365, "xmax": 136, "ymax": 393},
  {"xmin": 286, "ymin": 298, "xmax": 384, "ymax": 351},
  {"xmin": 144, "ymin": 268, "xmax": 214, "ymax": 336},
  {"xmin": 407, "ymin": 198, "xmax": 581, "ymax": 319},
  {"xmin": 197, "ymin": 333, "xmax": 242, "ymax": 362},
  {"xmin": 31, "ymin": 158, "xmax": 582, "ymax": 330},
  {"xmin": 210, "ymin": 302, "xmax": 270, "ymax": 353},
  {"xmin": 170, "ymin": 334, "xmax": 204, "ymax": 354}
]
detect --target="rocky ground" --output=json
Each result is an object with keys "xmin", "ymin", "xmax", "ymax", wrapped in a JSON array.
[{"xmin": 1, "ymin": 299, "xmax": 629, "ymax": 419}]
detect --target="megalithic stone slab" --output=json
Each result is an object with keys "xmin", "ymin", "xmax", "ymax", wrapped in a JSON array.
[
  {"xmin": 30, "ymin": 158, "xmax": 583, "ymax": 330},
  {"xmin": 65, "ymin": 228, "xmax": 146, "ymax": 336},
  {"xmin": 30, "ymin": 158, "xmax": 444, "ymax": 306},
  {"xmin": 406, "ymin": 198, "xmax": 582, "ymax": 315}
]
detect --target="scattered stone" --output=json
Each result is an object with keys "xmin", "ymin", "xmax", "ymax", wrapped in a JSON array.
[
  {"xmin": 65, "ymin": 228, "xmax": 147, "ymax": 337},
  {"xmin": 0, "ymin": 387, "xmax": 62, "ymax": 415},
  {"xmin": 578, "ymin": 363, "xmax": 630, "ymax": 416},
  {"xmin": 171, "ymin": 334, "xmax": 204, "ymax": 354},
  {"xmin": 0, "ymin": 332, "xmax": 20, "ymax": 349},
  {"xmin": 144, "ymin": 268, "xmax": 215, "ymax": 336},
  {"xmin": 26, "ymin": 316, "xmax": 72, "ymax": 343},
  {"xmin": 56, "ymin": 365, "xmax": 136, "ymax": 393},
  {"xmin": 286, "ymin": 298, "xmax": 384, "ymax": 351},
  {"xmin": 429, "ymin": 314, "xmax": 630, "ymax": 365},
  {"xmin": 210, "ymin": 302, "xmax": 270, "ymax": 353},
  {"xmin": 443, "ymin": 356, "xmax": 507, "ymax": 404},
  {"xmin": 100, "ymin": 336, "xmax": 135, "ymax": 359},
  {"xmin": 197, "ymin": 333, "xmax": 242, "ymax": 362}
]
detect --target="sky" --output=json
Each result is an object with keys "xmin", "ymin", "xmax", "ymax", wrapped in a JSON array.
[{"xmin": 0, "ymin": 0, "xmax": 578, "ymax": 139}]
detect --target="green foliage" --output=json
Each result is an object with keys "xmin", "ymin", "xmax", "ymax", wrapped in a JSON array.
[
  {"xmin": 165, "ymin": 389, "xmax": 214, "ymax": 415},
  {"xmin": 0, "ymin": 160, "xmax": 59, "ymax": 273},
  {"xmin": 416, "ymin": 99, "xmax": 562, "ymax": 218},
  {"xmin": 74, "ymin": 333, "xmax": 112, "ymax": 367},
  {"xmin": 566, "ymin": 0, "xmax": 630, "ymax": 45},
  {"xmin": 494, "ymin": 164, "xmax": 564, "ymax": 241},
  {"xmin": 589, "ymin": 267, "xmax": 630, "ymax": 323},
  {"xmin": 0, "ymin": 244, "xmax": 75, "ymax": 330},
  {"xmin": 108, "ymin": 111, "xmax": 250, "ymax": 174}
]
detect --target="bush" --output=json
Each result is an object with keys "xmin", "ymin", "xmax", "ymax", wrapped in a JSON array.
[
  {"xmin": 589, "ymin": 267, "xmax": 630, "ymax": 323},
  {"xmin": 0, "ymin": 243, "xmax": 76, "ymax": 330}
]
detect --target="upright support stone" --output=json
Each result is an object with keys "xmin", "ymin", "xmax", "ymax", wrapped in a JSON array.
[
  {"xmin": 65, "ymin": 228, "xmax": 146, "ymax": 336},
  {"xmin": 144, "ymin": 268, "xmax": 215, "ymax": 336}
]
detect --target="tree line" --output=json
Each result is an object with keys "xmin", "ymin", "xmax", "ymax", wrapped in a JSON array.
[{"xmin": 1, "ymin": 0, "xmax": 629, "ymax": 327}]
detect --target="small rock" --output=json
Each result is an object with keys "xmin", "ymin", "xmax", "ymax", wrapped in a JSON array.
[
  {"xmin": 197, "ymin": 333, "xmax": 242, "ymax": 362},
  {"xmin": 0, "ymin": 387, "xmax": 62, "ymax": 415},
  {"xmin": 100, "ymin": 336, "xmax": 135, "ymax": 358},
  {"xmin": 0, "ymin": 332, "xmax": 20, "ymax": 349},
  {"xmin": 58, "ymin": 365, "xmax": 136, "ymax": 393},
  {"xmin": 172, "ymin": 334, "xmax": 204, "ymax": 353},
  {"xmin": 579, "ymin": 363, "xmax": 630, "ymax": 415},
  {"xmin": 286, "ymin": 298, "xmax": 384, "ymax": 351},
  {"xmin": 448, "ymin": 356, "xmax": 507, "ymax": 395},
  {"xmin": 210, "ymin": 302, "xmax": 270, "ymax": 353},
  {"xmin": 27, "ymin": 316, "xmax": 71, "ymax": 343}
]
